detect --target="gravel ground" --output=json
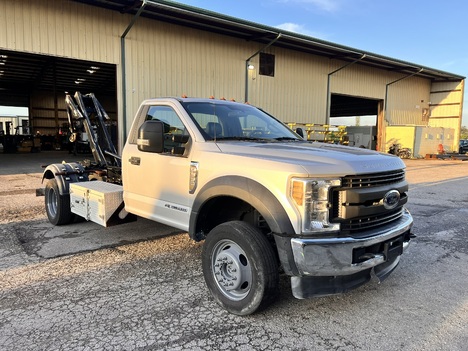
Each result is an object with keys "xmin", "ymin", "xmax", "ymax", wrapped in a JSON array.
[
  {"xmin": 0, "ymin": 152, "xmax": 467, "ymax": 350},
  {"xmin": 0, "ymin": 173, "xmax": 44, "ymax": 224}
]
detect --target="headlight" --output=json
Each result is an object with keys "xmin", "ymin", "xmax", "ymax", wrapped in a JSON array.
[{"xmin": 291, "ymin": 178, "xmax": 341, "ymax": 234}]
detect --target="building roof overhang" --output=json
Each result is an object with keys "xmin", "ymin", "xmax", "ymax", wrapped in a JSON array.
[{"xmin": 72, "ymin": 0, "xmax": 465, "ymax": 82}]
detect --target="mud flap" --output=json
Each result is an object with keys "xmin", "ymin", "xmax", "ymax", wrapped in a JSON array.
[{"xmin": 105, "ymin": 202, "xmax": 137, "ymax": 227}]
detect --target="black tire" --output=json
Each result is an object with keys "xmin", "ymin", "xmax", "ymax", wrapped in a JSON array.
[
  {"xmin": 202, "ymin": 221, "xmax": 279, "ymax": 315},
  {"xmin": 45, "ymin": 179, "xmax": 74, "ymax": 225}
]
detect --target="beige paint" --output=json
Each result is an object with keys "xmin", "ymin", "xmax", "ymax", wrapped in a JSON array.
[
  {"xmin": 0, "ymin": 0, "xmax": 464, "ymax": 150},
  {"xmin": 429, "ymin": 81, "xmax": 464, "ymax": 151},
  {"xmin": 0, "ymin": 0, "xmax": 122, "ymax": 63}
]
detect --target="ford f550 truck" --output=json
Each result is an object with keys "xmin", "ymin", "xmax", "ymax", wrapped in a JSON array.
[{"xmin": 41, "ymin": 93, "xmax": 413, "ymax": 315}]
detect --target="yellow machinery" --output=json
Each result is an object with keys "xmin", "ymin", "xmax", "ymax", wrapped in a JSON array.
[{"xmin": 287, "ymin": 122, "xmax": 348, "ymax": 145}]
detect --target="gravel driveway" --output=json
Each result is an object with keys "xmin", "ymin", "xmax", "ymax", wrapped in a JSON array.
[{"xmin": 0, "ymin": 152, "xmax": 467, "ymax": 350}]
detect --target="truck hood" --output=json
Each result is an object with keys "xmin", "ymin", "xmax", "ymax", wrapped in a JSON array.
[{"xmin": 214, "ymin": 141, "xmax": 405, "ymax": 176}]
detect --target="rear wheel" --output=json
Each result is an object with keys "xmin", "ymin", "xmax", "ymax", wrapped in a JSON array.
[
  {"xmin": 45, "ymin": 179, "xmax": 74, "ymax": 225},
  {"xmin": 202, "ymin": 221, "xmax": 279, "ymax": 315}
]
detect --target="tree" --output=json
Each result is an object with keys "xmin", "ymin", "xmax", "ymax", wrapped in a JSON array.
[{"xmin": 461, "ymin": 126, "xmax": 468, "ymax": 140}]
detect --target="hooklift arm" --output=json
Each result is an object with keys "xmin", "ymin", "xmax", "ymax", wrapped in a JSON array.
[
  {"xmin": 66, "ymin": 92, "xmax": 121, "ymax": 168},
  {"xmin": 37, "ymin": 92, "xmax": 125, "ymax": 223}
]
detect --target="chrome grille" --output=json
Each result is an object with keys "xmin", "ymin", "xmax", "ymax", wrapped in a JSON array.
[
  {"xmin": 332, "ymin": 169, "xmax": 407, "ymax": 235},
  {"xmin": 341, "ymin": 170, "xmax": 405, "ymax": 188},
  {"xmin": 340, "ymin": 208, "xmax": 404, "ymax": 233}
]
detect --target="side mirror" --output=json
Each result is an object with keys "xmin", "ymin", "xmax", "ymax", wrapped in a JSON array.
[
  {"xmin": 137, "ymin": 120, "xmax": 164, "ymax": 153},
  {"xmin": 172, "ymin": 134, "xmax": 190, "ymax": 144},
  {"xmin": 171, "ymin": 134, "xmax": 190, "ymax": 155},
  {"xmin": 296, "ymin": 127, "xmax": 305, "ymax": 138}
]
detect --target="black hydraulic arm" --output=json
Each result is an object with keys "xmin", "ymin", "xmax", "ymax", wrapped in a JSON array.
[
  {"xmin": 76, "ymin": 92, "xmax": 121, "ymax": 167},
  {"xmin": 65, "ymin": 92, "xmax": 121, "ymax": 168}
]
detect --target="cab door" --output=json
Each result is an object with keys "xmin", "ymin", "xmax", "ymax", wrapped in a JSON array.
[{"xmin": 123, "ymin": 103, "xmax": 192, "ymax": 231}]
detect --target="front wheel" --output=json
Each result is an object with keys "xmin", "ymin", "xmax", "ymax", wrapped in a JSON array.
[
  {"xmin": 45, "ymin": 178, "xmax": 74, "ymax": 225},
  {"xmin": 202, "ymin": 221, "xmax": 279, "ymax": 315}
]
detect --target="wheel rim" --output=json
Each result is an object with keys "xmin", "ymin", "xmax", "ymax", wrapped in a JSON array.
[
  {"xmin": 46, "ymin": 186, "xmax": 58, "ymax": 218},
  {"xmin": 211, "ymin": 239, "xmax": 252, "ymax": 301}
]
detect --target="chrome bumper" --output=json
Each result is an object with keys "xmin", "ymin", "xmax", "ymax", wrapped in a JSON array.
[{"xmin": 291, "ymin": 209, "xmax": 413, "ymax": 276}]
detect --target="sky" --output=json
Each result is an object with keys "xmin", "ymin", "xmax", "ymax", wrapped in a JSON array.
[
  {"xmin": 1, "ymin": 0, "xmax": 466, "ymax": 126},
  {"xmin": 171, "ymin": 0, "xmax": 468, "ymax": 126}
]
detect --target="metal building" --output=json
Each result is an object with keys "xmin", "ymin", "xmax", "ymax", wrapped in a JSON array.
[{"xmin": 0, "ymin": 0, "xmax": 465, "ymax": 154}]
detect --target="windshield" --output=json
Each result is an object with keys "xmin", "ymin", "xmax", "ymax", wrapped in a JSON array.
[{"xmin": 181, "ymin": 101, "xmax": 301, "ymax": 141}]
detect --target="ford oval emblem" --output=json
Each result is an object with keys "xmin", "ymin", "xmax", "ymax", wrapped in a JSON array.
[{"xmin": 383, "ymin": 190, "xmax": 400, "ymax": 210}]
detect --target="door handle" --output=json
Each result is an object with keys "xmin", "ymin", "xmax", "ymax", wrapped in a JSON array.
[{"xmin": 129, "ymin": 156, "xmax": 141, "ymax": 166}]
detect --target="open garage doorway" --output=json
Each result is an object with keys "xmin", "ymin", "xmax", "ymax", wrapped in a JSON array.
[
  {"xmin": 0, "ymin": 49, "xmax": 117, "ymax": 153},
  {"xmin": 329, "ymin": 94, "xmax": 383, "ymax": 150}
]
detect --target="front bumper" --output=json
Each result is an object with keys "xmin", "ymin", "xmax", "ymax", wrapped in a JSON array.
[
  {"xmin": 287, "ymin": 209, "xmax": 413, "ymax": 298},
  {"xmin": 290, "ymin": 209, "xmax": 413, "ymax": 277}
]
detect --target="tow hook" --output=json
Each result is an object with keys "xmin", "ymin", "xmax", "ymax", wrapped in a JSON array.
[{"xmin": 358, "ymin": 253, "xmax": 376, "ymax": 261}]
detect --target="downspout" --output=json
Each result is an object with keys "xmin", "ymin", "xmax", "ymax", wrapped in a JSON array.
[
  {"xmin": 326, "ymin": 54, "xmax": 366, "ymax": 121},
  {"xmin": 120, "ymin": 0, "xmax": 147, "ymax": 146},
  {"xmin": 244, "ymin": 33, "xmax": 281, "ymax": 102}
]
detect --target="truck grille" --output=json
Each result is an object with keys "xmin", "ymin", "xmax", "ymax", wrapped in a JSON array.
[
  {"xmin": 339, "ymin": 208, "xmax": 403, "ymax": 232},
  {"xmin": 341, "ymin": 170, "xmax": 405, "ymax": 188},
  {"xmin": 332, "ymin": 169, "xmax": 407, "ymax": 236}
]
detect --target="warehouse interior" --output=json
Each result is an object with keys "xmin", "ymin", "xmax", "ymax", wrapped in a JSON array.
[
  {"xmin": 0, "ymin": 49, "xmax": 116, "ymax": 107},
  {"xmin": 0, "ymin": 49, "xmax": 117, "ymax": 151},
  {"xmin": 329, "ymin": 94, "xmax": 380, "ymax": 149}
]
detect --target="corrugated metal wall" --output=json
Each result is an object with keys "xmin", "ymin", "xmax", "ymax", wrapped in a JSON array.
[
  {"xmin": 0, "ymin": 0, "xmax": 463, "ymax": 149},
  {"xmin": 124, "ymin": 19, "xmax": 250, "ymax": 121},
  {"xmin": 0, "ymin": 0, "xmax": 122, "ymax": 63},
  {"xmin": 248, "ymin": 48, "xmax": 329, "ymax": 123},
  {"xmin": 244, "ymin": 50, "xmax": 437, "ymax": 126},
  {"xmin": 429, "ymin": 81, "xmax": 464, "ymax": 151},
  {"xmin": 330, "ymin": 63, "xmax": 432, "ymax": 125},
  {"xmin": 330, "ymin": 61, "xmax": 389, "ymax": 99},
  {"xmin": 124, "ymin": 19, "xmax": 333, "ymax": 125},
  {"xmin": 386, "ymin": 76, "xmax": 432, "ymax": 125}
]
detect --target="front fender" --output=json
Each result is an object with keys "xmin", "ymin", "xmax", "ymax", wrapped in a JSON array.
[
  {"xmin": 189, "ymin": 175, "xmax": 299, "ymax": 275},
  {"xmin": 190, "ymin": 176, "xmax": 294, "ymax": 238}
]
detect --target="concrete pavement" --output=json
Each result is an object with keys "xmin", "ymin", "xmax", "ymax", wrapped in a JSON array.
[{"xmin": 0, "ymin": 152, "xmax": 467, "ymax": 350}]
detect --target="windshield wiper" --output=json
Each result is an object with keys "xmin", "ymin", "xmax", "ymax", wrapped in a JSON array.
[
  {"xmin": 273, "ymin": 137, "xmax": 300, "ymax": 141},
  {"xmin": 213, "ymin": 136, "xmax": 267, "ymax": 141},
  {"xmin": 211, "ymin": 136, "xmax": 301, "ymax": 142}
]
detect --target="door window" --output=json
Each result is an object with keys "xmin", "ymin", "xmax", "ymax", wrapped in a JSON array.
[{"xmin": 146, "ymin": 105, "xmax": 188, "ymax": 154}]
